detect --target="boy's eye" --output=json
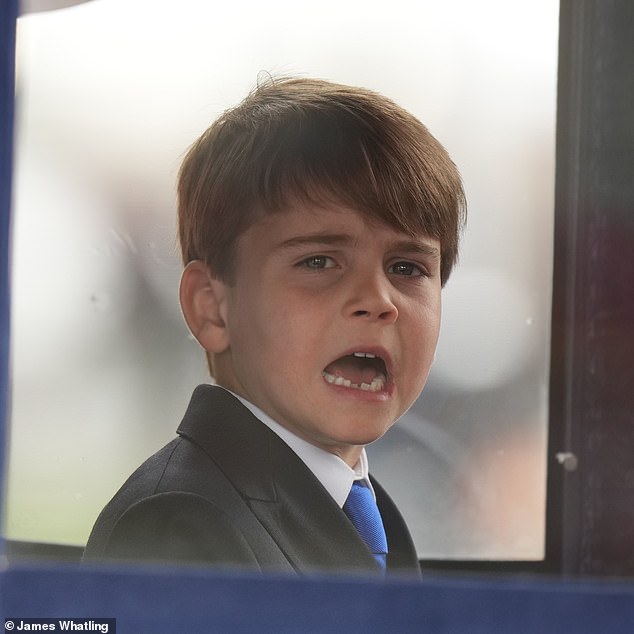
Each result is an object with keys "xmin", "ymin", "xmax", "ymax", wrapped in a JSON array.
[
  {"xmin": 388, "ymin": 261, "xmax": 426, "ymax": 277},
  {"xmin": 299, "ymin": 255, "xmax": 336, "ymax": 270}
]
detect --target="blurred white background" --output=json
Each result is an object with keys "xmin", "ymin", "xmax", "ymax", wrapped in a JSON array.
[{"xmin": 6, "ymin": 0, "xmax": 558, "ymax": 558}]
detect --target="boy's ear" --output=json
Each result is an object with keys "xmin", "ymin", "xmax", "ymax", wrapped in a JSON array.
[{"xmin": 179, "ymin": 260, "xmax": 231, "ymax": 354}]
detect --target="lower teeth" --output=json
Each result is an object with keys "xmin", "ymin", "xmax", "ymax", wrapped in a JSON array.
[{"xmin": 322, "ymin": 372, "xmax": 386, "ymax": 392}]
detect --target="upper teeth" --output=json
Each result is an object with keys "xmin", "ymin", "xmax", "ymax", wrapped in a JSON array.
[{"xmin": 353, "ymin": 352, "xmax": 376, "ymax": 358}]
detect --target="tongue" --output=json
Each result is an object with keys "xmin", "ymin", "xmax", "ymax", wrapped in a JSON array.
[{"xmin": 324, "ymin": 356, "xmax": 380, "ymax": 385}]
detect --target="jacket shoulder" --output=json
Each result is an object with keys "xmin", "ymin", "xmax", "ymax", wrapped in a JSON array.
[
  {"xmin": 83, "ymin": 436, "xmax": 250, "ymax": 563},
  {"xmin": 84, "ymin": 490, "xmax": 260, "ymax": 569}
]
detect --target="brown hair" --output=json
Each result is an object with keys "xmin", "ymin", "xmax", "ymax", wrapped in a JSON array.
[{"xmin": 178, "ymin": 76, "xmax": 466, "ymax": 286}]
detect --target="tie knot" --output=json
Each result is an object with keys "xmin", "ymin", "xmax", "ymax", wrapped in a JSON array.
[{"xmin": 343, "ymin": 481, "xmax": 388, "ymax": 569}]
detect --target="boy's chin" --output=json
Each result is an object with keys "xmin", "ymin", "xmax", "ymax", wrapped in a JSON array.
[{"xmin": 324, "ymin": 424, "xmax": 394, "ymax": 449}]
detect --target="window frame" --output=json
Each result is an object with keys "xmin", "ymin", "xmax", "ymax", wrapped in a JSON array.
[{"xmin": 2, "ymin": 0, "xmax": 633, "ymax": 606}]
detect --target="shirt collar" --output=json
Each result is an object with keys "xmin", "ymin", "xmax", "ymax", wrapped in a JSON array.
[{"xmin": 220, "ymin": 387, "xmax": 373, "ymax": 507}]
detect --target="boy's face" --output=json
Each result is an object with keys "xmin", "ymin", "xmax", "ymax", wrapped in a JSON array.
[{"xmin": 213, "ymin": 203, "xmax": 441, "ymax": 466}]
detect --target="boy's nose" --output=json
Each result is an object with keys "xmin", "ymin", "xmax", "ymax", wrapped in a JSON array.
[{"xmin": 344, "ymin": 272, "xmax": 398, "ymax": 324}]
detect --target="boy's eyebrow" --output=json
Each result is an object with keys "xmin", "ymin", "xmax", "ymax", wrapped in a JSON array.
[
  {"xmin": 275, "ymin": 232, "xmax": 354, "ymax": 250},
  {"xmin": 275, "ymin": 232, "xmax": 440, "ymax": 259},
  {"xmin": 391, "ymin": 239, "xmax": 441, "ymax": 261}
]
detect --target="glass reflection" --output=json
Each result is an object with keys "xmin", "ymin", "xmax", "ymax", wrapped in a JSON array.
[{"xmin": 7, "ymin": 0, "xmax": 558, "ymax": 559}]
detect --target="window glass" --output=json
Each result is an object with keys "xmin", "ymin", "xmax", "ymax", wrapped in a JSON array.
[{"xmin": 6, "ymin": 0, "xmax": 558, "ymax": 559}]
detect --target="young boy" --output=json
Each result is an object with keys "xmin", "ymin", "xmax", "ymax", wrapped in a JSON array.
[{"xmin": 83, "ymin": 77, "xmax": 465, "ymax": 577}]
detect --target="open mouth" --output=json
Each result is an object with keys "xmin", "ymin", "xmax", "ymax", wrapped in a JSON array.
[{"xmin": 322, "ymin": 352, "xmax": 388, "ymax": 393}]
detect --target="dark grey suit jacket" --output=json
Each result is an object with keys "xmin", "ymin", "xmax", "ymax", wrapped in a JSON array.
[{"xmin": 83, "ymin": 385, "xmax": 421, "ymax": 577}]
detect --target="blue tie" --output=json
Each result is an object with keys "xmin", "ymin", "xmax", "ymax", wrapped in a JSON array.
[{"xmin": 343, "ymin": 481, "xmax": 388, "ymax": 571}]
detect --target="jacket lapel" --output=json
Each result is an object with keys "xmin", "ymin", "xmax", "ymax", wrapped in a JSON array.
[
  {"xmin": 247, "ymin": 438, "xmax": 381, "ymax": 575},
  {"xmin": 177, "ymin": 385, "xmax": 396, "ymax": 576},
  {"xmin": 372, "ymin": 476, "xmax": 422, "ymax": 577}
]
